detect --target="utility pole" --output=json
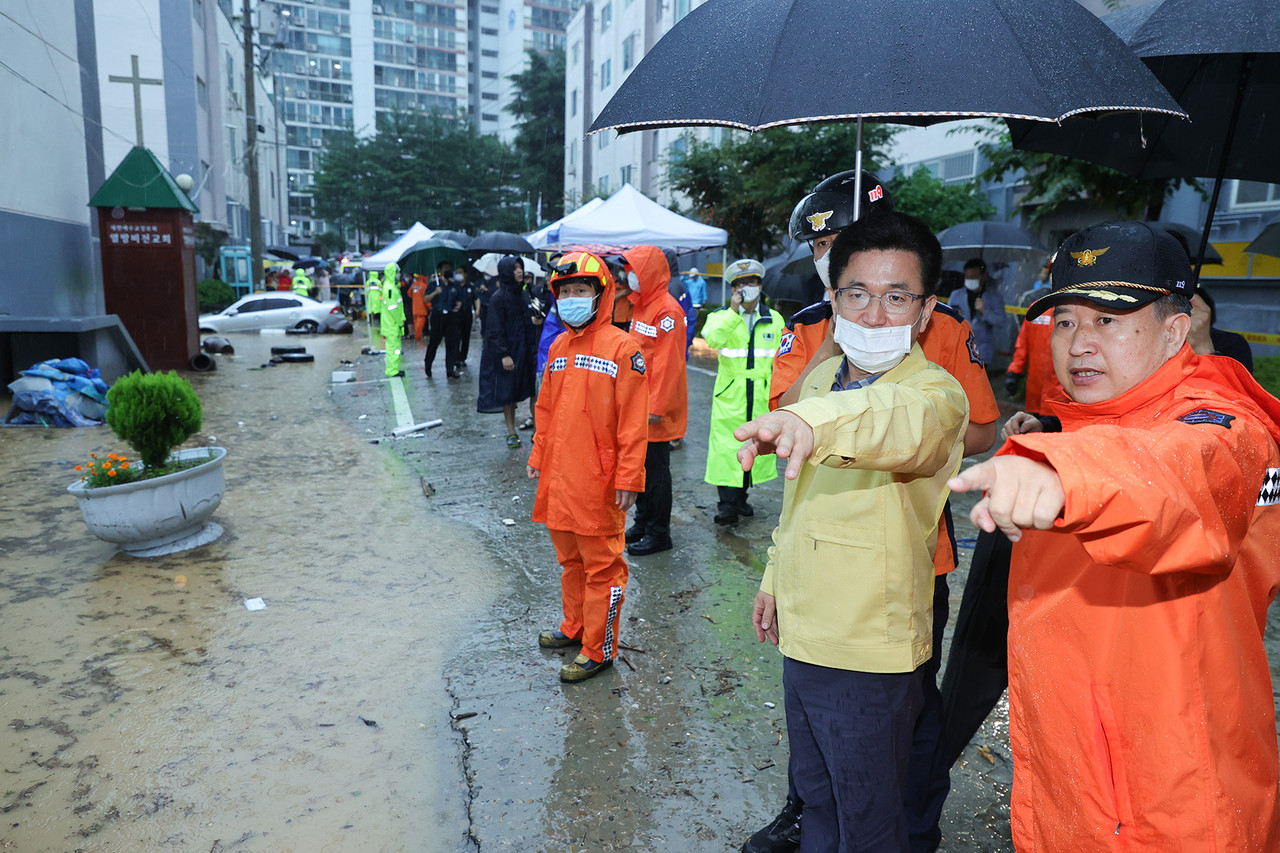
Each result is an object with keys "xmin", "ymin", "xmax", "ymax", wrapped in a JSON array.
[{"xmin": 242, "ymin": 0, "xmax": 264, "ymax": 288}]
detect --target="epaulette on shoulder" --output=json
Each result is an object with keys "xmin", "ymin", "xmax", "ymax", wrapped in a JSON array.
[
  {"xmin": 787, "ymin": 300, "xmax": 832, "ymax": 331},
  {"xmin": 932, "ymin": 301, "xmax": 964, "ymax": 324}
]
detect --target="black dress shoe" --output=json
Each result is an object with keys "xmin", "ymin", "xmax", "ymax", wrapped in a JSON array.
[
  {"xmin": 424, "ymin": 369, "xmax": 433, "ymax": 379},
  {"xmin": 447, "ymin": 371, "xmax": 460, "ymax": 379},
  {"xmin": 714, "ymin": 508, "xmax": 739, "ymax": 525},
  {"xmin": 741, "ymin": 797, "xmax": 802, "ymax": 853},
  {"xmin": 738, "ymin": 503, "xmax": 755, "ymax": 518},
  {"xmin": 627, "ymin": 534, "xmax": 672, "ymax": 556},
  {"xmin": 625, "ymin": 525, "xmax": 646, "ymax": 544}
]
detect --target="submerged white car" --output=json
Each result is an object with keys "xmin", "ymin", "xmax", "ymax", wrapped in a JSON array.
[{"xmin": 199, "ymin": 293, "xmax": 342, "ymax": 334}]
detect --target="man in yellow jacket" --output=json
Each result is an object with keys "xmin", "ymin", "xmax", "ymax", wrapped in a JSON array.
[{"xmin": 736, "ymin": 211, "xmax": 968, "ymax": 851}]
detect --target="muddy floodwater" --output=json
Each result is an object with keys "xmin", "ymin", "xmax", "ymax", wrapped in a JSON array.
[{"xmin": 4, "ymin": 327, "xmax": 1279, "ymax": 852}]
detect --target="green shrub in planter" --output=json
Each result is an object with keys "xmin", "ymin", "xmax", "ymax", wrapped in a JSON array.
[
  {"xmin": 198, "ymin": 278, "xmax": 237, "ymax": 313},
  {"xmin": 105, "ymin": 371, "xmax": 203, "ymax": 470}
]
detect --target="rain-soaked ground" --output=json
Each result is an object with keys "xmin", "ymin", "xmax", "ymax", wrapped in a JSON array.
[{"xmin": 3, "ymin": 322, "xmax": 1279, "ymax": 852}]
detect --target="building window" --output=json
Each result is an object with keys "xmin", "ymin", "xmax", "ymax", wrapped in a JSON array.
[
  {"xmin": 481, "ymin": 27, "xmax": 498, "ymax": 36},
  {"xmin": 196, "ymin": 77, "xmax": 208, "ymax": 110},
  {"xmin": 481, "ymin": 4, "xmax": 498, "ymax": 12},
  {"xmin": 482, "ymin": 70, "xmax": 498, "ymax": 78},
  {"xmin": 620, "ymin": 165, "xmax": 633, "ymax": 186},
  {"xmin": 598, "ymin": 131, "xmax": 609, "ymax": 149},
  {"xmin": 600, "ymin": 2, "xmax": 612, "ymax": 32},
  {"xmin": 571, "ymin": 40, "xmax": 580, "ymax": 66},
  {"xmin": 600, "ymin": 58, "xmax": 611, "ymax": 90},
  {"xmin": 598, "ymin": 175, "xmax": 610, "ymax": 195},
  {"xmin": 481, "ymin": 49, "xmax": 498, "ymax": 58},
  {"xmin": 482, "ymin": 92, "xmax": 498, "ymax": 100},
  {"xmin": 571, "ymin": 88, "xmax": 578, "ymax": 116},
  {"xmin": 481, "ymin": 112, "xmax": 499, "ymax": 121},
  {"xmin": 623, "ymin": 34, "xmax": 637, "ymax": 71},
  {"xmin": 570, "ymin": 139, "xmax": 577, "ymax": 165},
  {"xmin": 1232, "ymin": 180, "xmax": 1280, "ymax": 209}
]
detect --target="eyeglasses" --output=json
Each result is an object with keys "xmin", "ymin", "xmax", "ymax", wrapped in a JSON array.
[{"xmin": 832, "ymin": 287, "xmax": 923, "ymax": 315}]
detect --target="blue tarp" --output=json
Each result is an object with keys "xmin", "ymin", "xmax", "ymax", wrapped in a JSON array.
[{"xmin": 4, "ymin": 358, "xmax": 110, "ymax": 427}]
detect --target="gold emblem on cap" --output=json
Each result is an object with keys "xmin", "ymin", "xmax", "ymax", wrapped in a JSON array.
[
  {"xmin": 806, "ymin": 210, "xmax": 834, "ymax": 231},
  {"xmin": 1071, "ymin": 247, "xmax": 1110, "ymax": 267},
  {"xmin": 737, "ymin": 261, "xmax": 751, "ymax": 270}
]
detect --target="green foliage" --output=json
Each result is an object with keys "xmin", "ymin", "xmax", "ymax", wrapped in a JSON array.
[
  {"xmin": 975, "ymin": 127, "xmax": 1201, "ymax": 223},
  {"xmin": 105, "ymin": 371, "xmax": 203, "ymax": 470},
  {"xmin": 193, "ymin": 222, "xmax": 228, "ymax": 271},
  {"xmin": 663, "ymin": 122, "xmax": 898, "ymax": 258},
  {"xmin": 315, "ymin": 230, "xmax": 347, "ymax": 256},
  {"xmin": 197, "ymin": 278, "xmax": 236, "ymax": 313},
  {"xmin": 507, "ymin": 49, "xmax": 566, "ymax": 225},
  {"xmin": 310, "ymin": 110, "xmax": 525, "ymax": 245},
  {"xmin": 1254, "ymin": 356, "xmax": 1280, "ymax": 398},
  {"xmin": 888, "ymin": 167, "xmax": 996, "ymax": 234}
]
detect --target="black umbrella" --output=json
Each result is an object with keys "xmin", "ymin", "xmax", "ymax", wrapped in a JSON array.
[
  {"xmin": 1009, "ymin": 0, "xmax": 1280, "ymax": 279},
  {"xmin": 468, "ymin": 231, "xmax": 535, "ymax": 256},
  {"xmin": 1149, "ymin": 221, "xmax": 1223, "ymax": 265},
  {"xmin": 589, "ymin": 0, "xmax": 1184, "ymax": 216},
  {"xmin": 292, "ymin": 257, "xmax": 326, "ymax": 270},
  {"xmin": 267, "ymin": 246, "xmax": 302, "ymax": 261},
  {"xmin": 1244, "ymin": 222, "xmax": 1280, "ymax": 261},
  {"xmin": 397, "ymin": 238, "xmax": 468, "ymax": 278},
  {"xmin": 763, "ymin": 240, "xmax": 823, "ymax": 306},
  {"xmin": 431, "ymin": 229, "xmax": 472, "ymax": 245},
  {"xmin": 937, "ymin": 221, "xmax": 1049, "ymax": 265}
]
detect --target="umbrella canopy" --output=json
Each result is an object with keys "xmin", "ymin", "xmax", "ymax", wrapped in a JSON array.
[
  {"xmin": 1148, "ymin": 220, "xmax": 1223, "ymax": 265},
  {"xmin": 1244, "ymin": 222, "xmax": 1280, "ymax": 260},
  {"xmin": 266, "ymin": 246, "xmax": 302, "ymax": 261},
  {"xmin": 1009, "ymin": 0, "xmax": 1280, "ymax": 276},
  {"xmin": 938, "ymin": 221, "xmax": 1049, "ymax": 253},
  {"xmin": 468, "ymin": 231, "xmax": 536, "ymax": 256},
  {"xmin": 473, "ymin": 253, "xmax": 546, "ymax": 278},
  {"xmin": 431, "ymin": 229, "xmax": 472, "ymax": 245},
  {"xmin": 396, "ymin": 238, "xmax": 468, "ymax": 279},
  {"xmin": 293, "ymin": 257, "xmax": 327, "ymax": 270},
  {"xmin": 764, "ymin": 240, "xmax": 823, "ymax": 306},
  {"xmin": 590, "ymin": 0, "xmax": 1184, "ymax": 133},
  {"xmin": 589, "ymin": 0, "xmax": 1184, "ymax": 221}
]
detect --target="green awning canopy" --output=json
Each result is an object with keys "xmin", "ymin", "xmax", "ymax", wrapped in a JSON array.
[{"xmin": 88, "ymin": 146, "xmax": 199, "ymax": 213}]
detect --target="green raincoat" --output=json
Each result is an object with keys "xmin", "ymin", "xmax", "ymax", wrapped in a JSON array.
[
  {"xmin": 702, "ymin": 303, "xmax": 782, "ymax": 487},
  {"xmin": 380, "ymin": 263, "xmax": 405, "ymax": 376}
]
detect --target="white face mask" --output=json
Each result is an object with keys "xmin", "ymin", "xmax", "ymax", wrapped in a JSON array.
[
  {"xmin": 739, "ymin": 285, "xmax": 761, "ymax": 304},
  {"xmin": 964, "ymin": 276, "xmax": 982, "ymax": 291},
  {"xmin": 814, "ymin": 250, "xmax": 832, "ymax": 289},
  {"xmin": 626, "ymin": 271, "xmax": 640, "ymax": 292},
  {"xmin": 832, "ymin": 313, "xmax": 915, "ymax": 374}
]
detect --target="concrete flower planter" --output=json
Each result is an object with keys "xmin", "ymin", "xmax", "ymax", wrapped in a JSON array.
[{"xmin": 67, "ymin": 447, "xmax": 226, "ymax": 557}]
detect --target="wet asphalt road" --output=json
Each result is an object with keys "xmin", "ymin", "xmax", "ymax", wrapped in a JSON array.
[{"xmin": 8, "ymin": 320, "xmax": 1277, "ymax": 851}]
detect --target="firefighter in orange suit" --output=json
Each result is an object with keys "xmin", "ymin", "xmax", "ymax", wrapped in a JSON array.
[
  {"xmin": 621, "ymin": 245, "xmax": 688, "ymax": 557},
  {"xmin": 409, "ymin": 274, "xmax": 429, "ymax": 341},
  {"xmin": 952, "ymin": 221, "xmax": 1280, "ymax": 851},
  {"xmin": 528, "ymin": 251, "xmax": 649, "ymax": 683},
  {"xmin": 1005, "ymin": 310, "xmax": 1058, "ymax": 413}
]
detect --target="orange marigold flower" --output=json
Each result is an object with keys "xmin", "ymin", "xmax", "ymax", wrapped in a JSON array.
[
  {"xmin": 107, "ymin": 470, "xmax": 117, "ymax": 477},
  {"xmin": 89, "ymin": 453, "xmax": 97, "ymax": 458},
  {"xmin": 75, "ymin": 465, "xmax": 83, "ymax": 471}
]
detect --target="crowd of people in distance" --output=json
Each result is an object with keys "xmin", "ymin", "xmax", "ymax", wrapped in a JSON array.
[{"xmin": 354, "ymin": 170, "xmax": 1277, "ymax": 852}]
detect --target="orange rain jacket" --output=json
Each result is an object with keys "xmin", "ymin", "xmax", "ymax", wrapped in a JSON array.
[
  {"xmin": 624, "ymin": 245, "xmax": 688, "ymax": 443},
  {"xmin": 1007, "ymin": 313, "xmax": 1058, "ymax": 414},
  {"xmin": 529, "ymin": 251, "xmax": 649, "ymax": 536},
  {"xmin": 770, "ymin": 301, "xmax": 999, "ymax": 573},
  {"xmin": 1000, "ymin": 346, "xmax": 1280, "ymax": 851}
]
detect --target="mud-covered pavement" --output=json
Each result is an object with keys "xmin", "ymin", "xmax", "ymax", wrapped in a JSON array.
[{"xmin": 5, "ymin": 322, "xmax": 1278, "ymax": 852}]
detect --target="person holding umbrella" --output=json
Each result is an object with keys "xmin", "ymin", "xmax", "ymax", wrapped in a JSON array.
[
  {"xmin": 424, "ymin": 260, "xmax": 463, "ymax": 380},
  {"xmin": 478, "ymin": 256, "xmax": 538, "ymax": 448},
  {"xmin": 702, "ymin": 258, "xmax": 781, "ymax": 525},
  {"xmin": 946, "ymin": 258, "xmax": 1008, "ymax": 369}
]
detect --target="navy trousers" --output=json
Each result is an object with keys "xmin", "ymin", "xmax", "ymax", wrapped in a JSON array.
[{"xmin": 784, "ymin": 657, "xmax": 923, "ymax": 853}]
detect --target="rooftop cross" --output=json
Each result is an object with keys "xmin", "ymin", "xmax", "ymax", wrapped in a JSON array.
[{"xmin": 108, "ymin": 54, "xmax": 163, "ymax": 147}]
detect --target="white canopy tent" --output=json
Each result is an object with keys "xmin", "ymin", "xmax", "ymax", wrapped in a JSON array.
[
  {"xmin": 526, "ymin": 197, "xmax": 604, "ymax": 248},
  {"xmin": 533, "ymin": 184, "xmax": 727, "ymax": 252},
  {"xmin": 361, "ymin": 222, "xmax": 434, "ymax": 270}
]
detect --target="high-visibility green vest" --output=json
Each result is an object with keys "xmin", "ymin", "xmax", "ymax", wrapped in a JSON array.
[
  {"xmin": 380, "ymin": 263, "xmax": 404, "ymax": 331},
  {"xmin": 366, "ymin": 271, "xmax": 383, "ymax": 314},
  {"xmin": 702, "ymin": 304, "xmax": 782, "ymax": 487}
]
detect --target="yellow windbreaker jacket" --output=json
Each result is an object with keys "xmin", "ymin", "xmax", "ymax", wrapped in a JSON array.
[{"xmin": 761, "ymin": 345, "xmax": 968, "ymax": 673}]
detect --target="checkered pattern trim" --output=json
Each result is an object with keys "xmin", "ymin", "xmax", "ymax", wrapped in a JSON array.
[
  {"xmin": 549, "ymin": 356, "xmax": 568, "ymax": 373},
  {"xmin": 573, "ymin": 354, "xmax": 618, "ymax": 377},
  {"xmin": 632, "ymin": 320, "xmax": 658, "ymax": 338},
  {"xmin": 602, "ymin": 585, "xmax": 624, "ymax": 661},
  {"xmin": 1259, "ymin": 468, "xmax": 1280, "ymax": 507}
]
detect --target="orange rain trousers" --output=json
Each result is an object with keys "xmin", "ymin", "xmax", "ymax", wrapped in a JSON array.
[{"xmin": 548, "ymin": 529, "xmax": 628, "ymax": 664}]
